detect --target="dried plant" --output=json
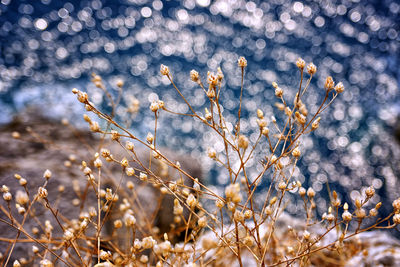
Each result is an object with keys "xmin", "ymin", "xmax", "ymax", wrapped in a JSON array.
[{"xmin": 1, "ymin": 57, "xmax": 399, "ymax": 267}]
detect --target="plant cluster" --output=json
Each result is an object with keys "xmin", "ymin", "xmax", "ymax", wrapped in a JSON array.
[{"xmin": 1, "ymin": 57, "xmax": 399, "ymax": 267}]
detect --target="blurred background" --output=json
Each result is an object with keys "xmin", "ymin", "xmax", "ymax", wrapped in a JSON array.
[{"xmin": 0, "ymin": 0, "xmax": 399, "ymax": 219}]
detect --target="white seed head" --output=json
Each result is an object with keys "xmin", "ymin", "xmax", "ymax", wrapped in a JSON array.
[
  {"xmin": 190, "ymin": 69, "xmax": 199, "ymax": 82},
  {"xmin": 198, "ymin": 216, "xmax": 207, "ymax": 228},
  {"xmin": 365, "ymin": 186, "xmax": 375, "ymax": 198},
  {"xmin": 275, "ymin": 87, "xmax": 283, "ymax": 97},
  {"xmin": 150, "ymin": 101, "xmax": 160, "ymax": 112},
  {"xmin": 244, "ymin": 210, "xmax": 253, "ymax": 219},
  {"xmin": 234, "ymin": 210, "xmax": 244, "ymax": 222},
  {"xmin": 3, "ymin": 192, "xmax": 12, "ymax": 201},
  {"xmin": 43, "ymin": 170, "xmax": 51, "ymax": 180},
  {"xmin": 63, "ymin": 229, "xmax": 74, "ymax": 241},
  {"xmin": 296, "ymin": 57, "xmax": 305, "ymax": 69},
  {"xmin": 110, "ymin": 130, "xmax": 119, "ymax": 141},
  {"xmin": 335, "ymin": 82, "xmax": 344, "ymax": 93},
  {"xmin": 37, "ymin": 187, "xmax": 48, "ymax": 199},
  {"xmin": 142, "ymin": 236, "xmax": 156, "ymax": 249},
  {"xmin": 306, "ymin": 63, "xmax": 317, "ymax": 75},
  {"xmin": 324, "ymin": 76, "xmax": 335, "ymax": 90},
  {"xmin": 342, "ymin": 210, "xmax": 352, "ymax": 222},
  {"xmin": 125, "ymin": 167, "xmax": 135, "ymax": 176},
  {"xmin": 238, "ymin": 135, "xmax": 249, "ymax": 149},
  {"xmin": 207, "ymin": 148, "xmax": 216, "ymax": 159},
  {"xmin": 15, "ymin": 190, "xmax": 29, "ymax": 205},
  {"xmin": 139, "ymin": 172, "xmax": 148, "ymax": 181},
  {"xmin": 307, "ymin": 188, "xmax": 315, "ymax": 198},
  {"xmin": 238, "ymin": 56, "xmax": 247, "ymax": 68},
  {"xmin": 160, "ymin": 64, "xmax": 170, "ymax": 76},
  {"xmin": 40, "ymin": 259, "xmax": 54, "ymax": 267},
  {"xmin": 186, "ymin": 193, "xmax": 197, "ymax": 209}
]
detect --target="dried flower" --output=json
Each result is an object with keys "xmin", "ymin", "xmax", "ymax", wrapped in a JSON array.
[
  {"xmin": 238, "ymin": 56, "xmax": 247, "ymax": 68},
  {"xmin": 190, "ymin": 69, "xmax": 199, "ymax": 82},
  {"xmin": 365, "ymin": 186, "xmax": 375, "ymax": 198},
  {"xmin": 335, "ymin": 82, "xmax": 344, "ymax": 93},
  {"xmin": 296, "ymin": 58, "xmax": 305, "ymax": 69},
  {"xmin": 37, "ymin": 187, "xmax": 48, "ymax": 199},
  {"xmin": 186, "ymin": 193, "xmax": 197, "ymax": 209},
  {"xmin": 160, "ymin": 64, "xmax": 170, "ymax": 76},
  {"xmin": 324, "ymin": 76, "xmax": 335, "ymax": 90},
  {"xmin": 234, "ymin": 210, "xmax": 244, "ymax": 222},
  {"xmin": 207, "ymin": 148, "xmax": 217, "ymax": 159},
  {"xmin": 15, "ymin": 190, "xmax": 29, "ymax": 205},
  {"xmin": 306, "ymin": 63, "xmax": 317, "ymax": 75},
  {"xmin": 198, "ymin": 216, "xmax": 207, "ymax": 228},
  {"xmin": 238, "ymin": 135, "xmax": 249, "ymax": 149}
]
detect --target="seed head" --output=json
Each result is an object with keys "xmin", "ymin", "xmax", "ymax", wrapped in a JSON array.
[
  {"xmin": 216, "ymin": 199, "xmax": 224, "ymax": 208},
  {"xmin": 355, "ymin": 208, "xmax": 366, "ymax": 219},
  {"xmin": 369, "ymin": 208, "xmax": 378, "ymax": 217},
  {"xmin": 257, "ymin": 118, "xmax": 267, "ymax": 128},
  {"xmin": 207, "ymin": 148, "xmax": 217, "ymax": 159},
  {"xmin": 173, "ymin": 199, "xmax": 183, "ymax": 215},
  {"xmin": 37, "ymin": 187, "xmax": 48, "ymax": 199},
  {"xmin": 296, "ymin": 58, "xmax": 305, "ymax": 69},
  {"xmin": 238, "ymin": 56, "xmax": 247, "ymax": 68},
  {"xmin": 142, "ymin": 236, "xmax": 156, "ymax": 249},
  {"xmin": 292, "ymin": 147, "xmax": 301, "ymax": 158},
  {"xmin": 186, "ymin": 193, "xmax": 197, "ymax": 209},
  {"xmin": 90, "ymin": 121, "xmax": 100, "ymax": 132},
  {"xmin": 244, "ymin": 210, "xmax": 253, "ymax": 219},
  {"xmin": 40, "ymin": 259, "xmax": 53, "ymax": 267},
  {"xmin": 116, "ymin": 79, "xmax": 124, "ymax": 87},
  {"xmin": 238, "ymin": 135, "xmax": 249, "ymax": 149},
  {"xmin": 146, "ymin": 133, "xmax": 154, "ymax": 143},
  {"xmin": 278, "ymin": 182, "xmax": 287, "ymax": 190},
  {"xmin": 160, "ymin": 64, "xmax": 170, "ymax": 76},
  {"xmin": 299, "ymin": 187, "xmax": 306, "ymax": 197},
  {"xmin": 303, "ymin": 230, "xmax": 311, "ymax": 240},
  {"xmin": 77, "ymin": 91, "xmax": 88, "ymax": 103},
  {"xmin": 125, "ymin": 167, "xmax": 135, "ymax": 176},
  {"xmin": 262, "ymin": 127, "xmax": 269, "ymax": 136},
  {"xmin": 257, "ymin": 109, "xmax": 264, "ymax": 119},
  {"xmin": 150, "ymin": 101, "xmax": 160, "ymax": 112},
  {"xmin": 63, "ymin": 229, "xmax": 74, "ymax": 241},
  {"xmin": 125, "ymin": 141, "xmax": 134, "ymax": 151},
  {"xmin": 324, "ymin": 76, "xmax": 335, "ymax": 90},
  {"xmin": 306, "ymin": 63, "xmax": 317, "ymax": 75},
  {"xmin": 3, "ymin": 192, "xmax": 12, "ymax": 201},
  {"xmin": 234, "ymin": 210, "xmax": 245, "ymax": 222},
  {"xmin": 275, "ymin": 87, "xmax": 283, "ymax": 97},
  {"xmin": 207, "ymin": 72, "xmax": 218, "ymax": 86},
  {"xmin": 307, "ymin": 187, "xmax": 315, "ymax": 198},
  {"xmin": 198, "ymin": 216, "xmax": 207, "ymax": 228},
  {"xmin": 365, "ymin": 186, "xmax": 375, "ymax": 198},
  {"xmin": 342, "ymin": 210, "xmax": 352, "ymax": 222},
  {"xmin": 94, "ymin": 158, "xmax": 102, "ymax": 168},
  {"xmin": 15, "ymin": 190, "xmax": 29, "ymax": 205},
  {"xmin": 110, "ymin": 130, "xmax": 120, "ymax": 141},
  {"xmin": 18, "ymin": 178, "xmax": 27, "ymax": 187},
  {"xmin": 335, "ymin": 82, "xmax": 344, "ymax": 93},
  {"xmin": 190, "ymin": 70, "xmax": 199, "ymax": 82},
  {"xmin": 124, "ymin": 213, "xmax": 136, "ymax": 227},
  {"xmin": 139, "ymin": 172, "xmax": 148, "ymax": 181},
  {"xmin": 204, "ymin": 108, "xmax": 212, "ymax": 121}
]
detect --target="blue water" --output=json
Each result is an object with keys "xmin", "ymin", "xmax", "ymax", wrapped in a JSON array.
[{"xmin": 1, "ymin": 0, "xmax": 400, "ymax": 218}]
